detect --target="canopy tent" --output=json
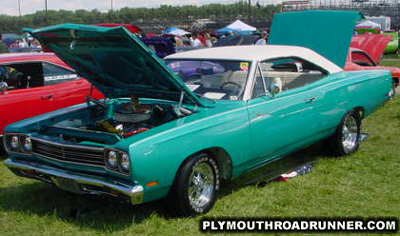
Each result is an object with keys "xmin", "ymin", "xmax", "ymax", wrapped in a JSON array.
[
  {"xmin": 355, "ymin": 20, "xmax": 381, "ymax": 29},
  {"xmin": 216, "ymin": 27, "xmax": 238, "ymax": 35},
  {"xmin": 217, "ymin": 20, "xmax": 256, "ymax": 35},
  {"xmin": 162, "ymin": 27, "xmax": 191, "ymax": 36}
]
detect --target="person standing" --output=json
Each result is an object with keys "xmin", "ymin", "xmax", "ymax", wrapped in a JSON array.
[
  {"xmin": 190, "ymin": 34, "xmax": 202, "ymax": 47},
  {"xmin": 0, "ymin": 35, "xmax": 9, "ymax": 53},
  {"xmin": 255, "ymin": 32, "xmax": 268, "ymax": 45},
  {"xmin": 205, "ymin": 33, "xmax": 213, "ymax": 47}
]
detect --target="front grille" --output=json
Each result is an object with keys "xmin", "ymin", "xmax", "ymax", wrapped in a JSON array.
[{"xmin": 32, "ymin": 139, "xmax": 105, "ymax": 167}]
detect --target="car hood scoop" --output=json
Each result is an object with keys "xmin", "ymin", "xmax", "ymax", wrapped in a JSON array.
[{"xmin": 30, "ymin": 24, "xmax": 204, "ymax": 106}]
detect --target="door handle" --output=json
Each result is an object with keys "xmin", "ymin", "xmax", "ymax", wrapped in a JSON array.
[
  {"xmin": 41, "ymin": 94, "xmax": 53, "ymax": 100},
  {"xmin": 304, "ymin": 97, "xmax": 316, "ymax": 103}
]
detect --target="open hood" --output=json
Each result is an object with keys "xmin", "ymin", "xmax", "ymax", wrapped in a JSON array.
[
  {"xmin": 30, "ymin": 24, "xmax": 205, "ymax": 106},
  {"xmin": 268, "ymin": 10, "xmax": 364, "ymax": 68},
  {"xmin": 350, "ymin": 34, "xmax": 392, "ymax": 63}
]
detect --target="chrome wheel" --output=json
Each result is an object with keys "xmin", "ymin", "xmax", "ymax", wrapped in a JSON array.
[
  {"xmin": 188, "ymin": 162, "xmax": 215, "ymax": 208},
  {"xmin": 342, "ymin": 115, "xmax": 359, "ymax": 152}
]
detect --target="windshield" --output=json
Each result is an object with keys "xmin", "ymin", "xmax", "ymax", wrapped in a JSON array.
[{"xmin": 165, "ymin": 59, "xmax": 251, "ymax": 101}]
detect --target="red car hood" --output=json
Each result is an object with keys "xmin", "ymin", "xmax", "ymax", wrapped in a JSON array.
[{"xmin": 350, "ymin": 34, "xmax": 392, "ymax": 63}]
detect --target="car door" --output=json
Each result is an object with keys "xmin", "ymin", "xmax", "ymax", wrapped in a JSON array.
[
  {"xmin": 41, "ymin": 62, "xmax": 102, "ymax": 110},
  {"xmin": 0, "ymin": 61, "xmax": 101, "ymax": 134},
  {"xmin": 245, "ymin": 58, "xmax": 326, "ymax": 169},
  {"xmin": 0, "ymin": 62, "xmax": 54, "ymax": 134}
]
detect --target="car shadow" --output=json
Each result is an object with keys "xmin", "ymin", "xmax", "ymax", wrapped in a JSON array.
[
  {"xmin": 218, "ymin": 140, "xmax": 330, "ymax": 197},
  {"xmin": 0, "ymin": 181, "xmax": 174, "ymax": 231},
  {"xmin": 0, "ymin": 141, "xmax": 331, "ymax": 231}
]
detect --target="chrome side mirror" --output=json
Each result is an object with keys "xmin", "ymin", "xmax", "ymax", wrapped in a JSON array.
[
  {"xmin": 270, "ymin": 77, "xmax": 282, "ymax": 96},
  {"xmin": 0, "ymin": 81, "xmax": 8, "ymax": 94}
]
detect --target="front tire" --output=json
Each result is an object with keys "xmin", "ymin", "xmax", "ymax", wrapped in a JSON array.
[
  {"xmin": 330, "ymin": 109, "xmax": 361, "ymax": 156},
  {"xmin": 168, "ymin": 153, "xmax": 220, "ymax": 216}
]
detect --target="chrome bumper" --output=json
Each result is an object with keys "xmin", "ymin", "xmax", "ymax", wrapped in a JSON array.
[{"xmin": 3, "ymin": 159, "xmax": 143, "ymax": 205}]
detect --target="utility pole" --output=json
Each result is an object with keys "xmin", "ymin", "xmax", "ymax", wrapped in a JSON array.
[
  {"xmin": 18, "ymin": 0, "xmax": 21, "ymax": 17},
  {"xmin": 248, "ymin": 0, "xmax": 251, "ymax": 21},
  {"xmin": 111, "ymin": 0, "xmax": 113, "ymax": 11},
  {"xmin": 45, "ymin": 0, "xmax": 48, "ymax": 26}
]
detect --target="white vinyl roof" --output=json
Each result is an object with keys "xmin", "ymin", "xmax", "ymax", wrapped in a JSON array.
[{"xmin": 166, "ymin": 45, "xmax": 342, "ymax": 74}]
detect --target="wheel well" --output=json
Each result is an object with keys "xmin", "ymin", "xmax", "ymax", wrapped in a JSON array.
[
  {"xmin": 203, "ymin": 147, "xmax": 232, "ymax": 180},
  {"xmin": 177, "ymin": 147, "xmax": 233, "ymax": 181},
  {"xmin": 392, "ymin": 77, "xmax": 399, "ymax": 87},
  {"xmin": 353, "ymin": 106, "xmax": 365, "ymax": 120}
]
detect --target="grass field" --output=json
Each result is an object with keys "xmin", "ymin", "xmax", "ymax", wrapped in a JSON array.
[{"xmin": 1, "ymin": 61, "xmax": 400, "ymax": 236}]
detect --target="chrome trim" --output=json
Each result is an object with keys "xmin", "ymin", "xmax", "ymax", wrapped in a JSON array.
[
  {"xmin": 3, "ymin": 159, "xmax": 143, "ymax": 205},
  {"xmin": 242, "ymin": 60, "xmax": 258, "ymax": 101},
  {"xmin": 30, "ymin": 137, "xmax": 104, "ymax": 152},
  {"xmin": 5, "ymin": 134, "xmax": 131, "ymax": 177}
]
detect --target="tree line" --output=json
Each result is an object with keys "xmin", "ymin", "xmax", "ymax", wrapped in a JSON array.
[{"xmin": 0, "ymin": 1, "xmax": 281, "ymax": 33}]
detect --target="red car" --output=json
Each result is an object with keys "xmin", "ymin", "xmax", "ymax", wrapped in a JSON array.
[
  {"xmin": 0, "ymin": 53, "xmax": 103, "ymax": 137},
  {"xmin": 345, "ymin": 34, "xmax": 400, "ymax": 89}
]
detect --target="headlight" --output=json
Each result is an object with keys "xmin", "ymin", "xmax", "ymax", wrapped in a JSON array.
[
  {"xmin": 106, "ymin": 150, "xmax": 118, "ymax": 169},
  {"xmin": 120, "ymin": 153, "xmax": 130, "ymax": 173},
  {"xmin": 10, "ymin": 135, "xmax": 19, "ymax": 150},
  {"xmin": 22, "ymin": 137, "xmax": 32, "ymax": 152},
  {"xmin": 104, "ymin": 149, "xmax": 130, "ymax": 175}
]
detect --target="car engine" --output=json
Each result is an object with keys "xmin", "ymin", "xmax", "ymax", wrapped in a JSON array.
[{"xmin": 51, "ymin": 96, "xmax": 191, "ymax": 142}]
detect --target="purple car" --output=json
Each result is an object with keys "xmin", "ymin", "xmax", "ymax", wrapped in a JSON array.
[{"xmin": 166, "ymin": 60, "xmax": 226, "ymax": 82}]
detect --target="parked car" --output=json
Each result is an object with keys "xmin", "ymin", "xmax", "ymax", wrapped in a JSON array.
[
  {"xmin": 1, "ymin": 33, "xmax": 22, "ymax": 47},
  {"xmin": 345, "ymin": 47, "xmax": 400, "ymax": 89},
  {"xmin": 382, "ymin": 30, "xmax": 398, "ymax": 54},
  {"xmin": 0, "ymin": 53, "xmax": 103, "ymax": 140},
  {"xmin": 2, "ymin": 17, "xmax": 392, "ymax": 216},
  {"xmin": 345, "ymin": 34, "xmax": 400, "ymax": 90}
]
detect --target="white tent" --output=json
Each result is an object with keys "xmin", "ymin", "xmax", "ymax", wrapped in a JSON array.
[
  {"xmin": 355, "ymin": 20, "xmax": 382, "ymax": 29},
  {"xmin": 223, "ymin": 20, "xmax": 256, "ymax": 32},
  {"xmin": 162, "ymin": 27, "xmax": 191, "ymax": 36}
]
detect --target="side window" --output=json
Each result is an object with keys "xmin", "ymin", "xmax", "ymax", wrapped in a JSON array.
[
  {"xmin": 43, "ymin": 62, "xmax": 77, "ymax": 86},
  {"xmin": 351, "ymin": 52, "xmax": 375, "ymax": 67},
  {"xmin": 257, "ymin": 58, "xmax": 326, "ymax": 94},
  {"xmin": 0, "ymin": 63, "xmax": 44, "ymax": 90}
]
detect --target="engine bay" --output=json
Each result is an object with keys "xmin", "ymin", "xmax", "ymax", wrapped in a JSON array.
[{"xmin": 50, "ymin": 96, "xmax": 193, "ymax": 143}]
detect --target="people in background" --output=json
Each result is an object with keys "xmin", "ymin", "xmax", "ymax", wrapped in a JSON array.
[
  {"xmin": 0, "ymin": 35, "xmax": 9, "ymax": 53},
  {"xmin": 255, "ymin": 31, "xmax": 268, "ymax": 45},
  {"xmin": 10, "ymin": 40, "xmax": 19, "ymax": 49},
  {"xmin": 205, "ymin": 33, "xmax": 213, "ymax": 47},
  {"xmin": 175, "ymin": 36, "xmax": 183, "ymax": 47},
  {"xmin": 190, "ymin": 34, "xmax": 202, "ymax": 47}
]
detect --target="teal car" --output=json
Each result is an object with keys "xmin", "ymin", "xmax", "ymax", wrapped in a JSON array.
[{"xmin": 2, "ymin": 12, "xmax": 393, "ymax": 216}]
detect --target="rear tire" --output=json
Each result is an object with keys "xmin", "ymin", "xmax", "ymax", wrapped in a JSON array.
[
  {"xmin": 0, "ymin": 137, "xmax": 6, "ymax": 158},
  {"xmin": 392, "ymin": 78, "xmax": 399, "ymax": 97},
  {"xmin": 168, "ymin": 153, "xmax": 220, "ymax": 216},
  {"xmin": 330, "ymin": 109, "xmax": 361, "ymax": 156}
]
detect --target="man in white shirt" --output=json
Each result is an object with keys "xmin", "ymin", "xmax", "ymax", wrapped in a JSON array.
[{"xmin": 191, "ymin": 34, "xmax": 202, "ymax": 47}]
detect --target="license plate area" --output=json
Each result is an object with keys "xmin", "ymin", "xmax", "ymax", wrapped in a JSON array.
[{"xmin": 55, "ymin": 177, "xmax": 82, "ymax": 194}]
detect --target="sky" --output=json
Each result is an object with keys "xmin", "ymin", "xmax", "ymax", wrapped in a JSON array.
[{"xmin": 0, "ymin": 0, "xmax": 283, "ymax": 16}]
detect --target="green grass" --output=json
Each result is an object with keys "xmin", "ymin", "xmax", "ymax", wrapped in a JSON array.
[
  {"xmin": 1, "ymin": 71, "xmax": 400, "ymax": 236},
  {"xmin": 382, "ymin": 53, "xmax": 399, "ymax": 60},
  {"xmin": 380, "ymin": 59, "xmax": 400, "ymax": 68}
]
